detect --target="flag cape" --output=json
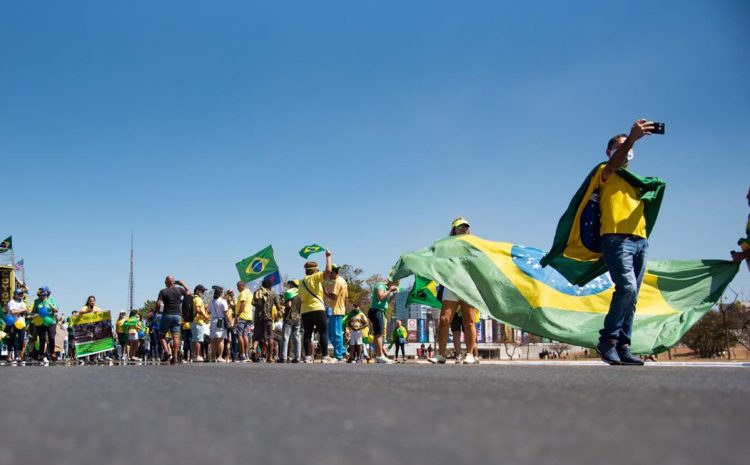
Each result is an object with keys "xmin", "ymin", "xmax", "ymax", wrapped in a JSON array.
[
  {"xmin": 299, "ymin": 244, "xmax": 325, "ymax": 259},
  {"xmin": 0, "ymin": 236, "xmax": 11, "ymax": 253},
  {"xmin": 539, "ymin": 164, "xmax": 666, "ymax": 286},
  {"xmin": 407, "ymin": 276, "xmax": 442, "ymax": 309},
  {"xmin": 390, "ymin": 235, "xmax": 739, "ymax": 355},
  {"xmin": 236, "ymin": 245, "xmax": 279, "ymax": 283}
]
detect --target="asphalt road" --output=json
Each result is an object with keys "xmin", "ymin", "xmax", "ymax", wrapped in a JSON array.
[{"xmin": 1, "ymin": 363, "xmax": 747, "ymax": 465}]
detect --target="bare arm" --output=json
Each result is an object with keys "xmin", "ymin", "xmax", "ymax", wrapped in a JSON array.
[
  {"xmin": 322, "ymin": 250, "xmax": 333, "ymax": 280},
  {"xmin": 602, "ymin": 119, "xmax": 654, "ymax": 182}
]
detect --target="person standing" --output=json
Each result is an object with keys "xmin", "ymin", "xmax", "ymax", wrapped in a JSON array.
[
  {"xmin": 594, "ymin": 119, "xmax": 657, "ymax": 366},
  {"xmin": 208, "ymin": 286, "xmax": 229, "ymax": 362},
  {"xmin": 190, "ymin": 285, "xmax": 209, "ymax": 362},
  {"xmin": 428, "ymin": 218, "xmax": 479, "ymax": 364},
  {"xmin": 368, "ymin": 278, "xmax": 399, "ymax": 364},
  {"xmin": 5, "ymin": 289, "xmax": 28, "ymax": 363},
  {"xmin": 223, "ymin": 289, "xmax": 237, "ymax": 361},
  {"xmin": 343, "ymin": 304, "xmax": 368, "ymax": 363},
  {"xmin": 235, "ymin": 281, "xmax": 253, "ymax": 362},
  {"xmin": 325, "ymin": 264, "xmax": 348, "ymax": 361},
  {"xmin": 730, "ymin": 186, "xmax": 750, "ymax": 271},
  {"xmin": 390, "ymin": 320, "xmax": 408, "ymax": 363},
  {"xmin": 280, "ymin": 280, "xmax": 302, "ymax": 363},
  {"xmin": 299, "ymin": 251, "xmax": 334, "ymax": 363},
  {"xmin": 252, "ymin": 278, "xmax": 281, "ymax": 363},
  {"xmin": 31, "ymin": 286, "xmax": 59, "ymax": 364},
  {"xmin": 155, "ymin": 276, "xmax": 192, "ymax": 365}
]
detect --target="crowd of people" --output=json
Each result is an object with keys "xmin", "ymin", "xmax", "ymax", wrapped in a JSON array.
[{"xmin": 3, "ymin": 119, "xmax": 749, "ymax": 367}]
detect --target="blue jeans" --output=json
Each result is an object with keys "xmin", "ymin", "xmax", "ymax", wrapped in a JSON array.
[
  {"xmin": 328, "ymin": 315, "xmax": 345, "ymax": 359},
  {"xmin": 599, "ymin": 234, "xmax": 648, "ymax": 346},
  {"xmin": 281, "ymin": 321, "xmax": 301, "ymax": 361}
]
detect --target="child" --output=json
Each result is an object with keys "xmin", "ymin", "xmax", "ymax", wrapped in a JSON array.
[{"xmin": 343, "ymin": 304, "xmax": 368, "ymax": 363}]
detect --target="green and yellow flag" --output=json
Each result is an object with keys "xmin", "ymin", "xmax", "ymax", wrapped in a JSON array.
[
  {"xmin": 390, "ymin": 235, "xmax": 739, "ymax": 355},
  {"xmin": 236, "ymin": 245, "xmax": 279, "ymax": 283},
  {"xmin": 0, "ymin": 236, "xmax": 12, "ymax": 253},
  {"xmin": 407, "ymin": 276, "xmax": 442, "ymax": 309},
  {"xmin": 540, "ymin": 164, "xmax": 666, "ymax": 286},
  {"xmin": 299, "ymin": 244, "xmax": 325, "ymax": 259}
]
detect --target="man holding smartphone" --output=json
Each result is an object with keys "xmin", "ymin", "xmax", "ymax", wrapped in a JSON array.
[{"xmin": 595, "ymin": 118, "xmax": 657, "ymax": 366}]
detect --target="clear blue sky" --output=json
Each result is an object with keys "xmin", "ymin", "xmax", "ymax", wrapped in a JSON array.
[{"xmin": 1, "ymin": 1, "xmax": 748, "ymax": 313}]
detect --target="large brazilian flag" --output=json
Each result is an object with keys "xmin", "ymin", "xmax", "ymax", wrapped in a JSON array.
[
  {"xmin": 540, "ymin": 164, "xmax": 666, "ymax": 286},
  {"xmin": 390, "ymin": 235, "xmax": 739, "ymax": 355}
]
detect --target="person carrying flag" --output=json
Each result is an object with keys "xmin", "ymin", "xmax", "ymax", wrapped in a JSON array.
[
  {"xmin": 368, "ymin": 277, "xmax": 399, "ymax": 364},
  {"xmin": 730, "ymin": 186, "xmax": 750, "ymax": 271},
  {"xmin": 428, "ymin": 218, "xmax": 479, "ymax": 364},
  {"xmin": 593, "ymin": 119, "xmax": 658, "ymax": 365},
  {"xmin": 299, "ymin": 251, "xmax": 334, "ymax": 363}
]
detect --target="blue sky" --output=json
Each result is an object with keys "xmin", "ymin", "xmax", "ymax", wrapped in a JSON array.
[{"xmin": 1, "ymin": 1, "xmax": 748, "ymax": 313}]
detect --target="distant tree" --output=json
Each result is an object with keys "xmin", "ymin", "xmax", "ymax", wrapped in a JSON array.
[
  {"xmin": 337, "ymin": 264, "xmax": 368, "ymax": 308},
  {"xmin": 549, "ymin": 342, "xmax": 570, "ymax": 358},
  {"xmin": 681, "ymin": 310, "xmax": 737, "ymax": 358},
  {"xmin": 137, "ymin": 300, "xmax": 157, "ymax": 319}
]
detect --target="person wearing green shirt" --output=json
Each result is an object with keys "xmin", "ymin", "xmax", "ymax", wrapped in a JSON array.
[
  {"xmin": 31, "ymin": 286, "xmax": 59, "ymax": 364},
  {"xmin": 389, "ymin": 320, "xmax": 408, "ymax": 363},
  {"xmin": 367, "ymin": 278, "xmax": 399, "ymax": 364}
]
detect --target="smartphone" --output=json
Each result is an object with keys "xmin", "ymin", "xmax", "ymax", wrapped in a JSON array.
[{"xmin": 651, "ymin": 122, "xmax": 665, "ymax": 134}]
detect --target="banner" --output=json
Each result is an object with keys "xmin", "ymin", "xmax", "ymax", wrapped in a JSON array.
[
  {"xmin": 71, "ymin": 311, "xmax": 115, "ymax": 357},
  {"xmin": 417, "ymin": 318, "xmax": 428, "ymax": 343},
  {"xmin": 407, "ymin": 318, "xmax": 418, "ymax": 343}
]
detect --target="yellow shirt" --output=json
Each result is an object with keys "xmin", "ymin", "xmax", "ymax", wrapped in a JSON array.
[
  {"xmin": 300, "ymin": 272, "xmax": 325, "ymax": 314},
  {"xmin": 237, "ymin": 288, "xmax": 253, "ymax": 321},
  {"xmin": 331, "ymin": 276, "xmax": 348, "ymax": 316},
  {"xmin": 193, "ymin": 296, "xmax": 209, "ymax": 324},
  {"xmin": 79, "ymin": 305, "xmax": 102, "ymax": 315},
  {"xmin": 599, "ymin": 168, "xmax": 647, "ymax": 238}
]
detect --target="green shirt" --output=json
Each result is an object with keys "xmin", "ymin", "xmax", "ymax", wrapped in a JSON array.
[
  {"xmin": 392, "ymin": 326, "xmax": 407, "ymax": 341},
  {"xmin": 370, "ymin": 283, "xmax": 390, "ymax": 312},
  {"xmin": 32, "ymin": 297, "xmax": 58, "ymax": 326}
]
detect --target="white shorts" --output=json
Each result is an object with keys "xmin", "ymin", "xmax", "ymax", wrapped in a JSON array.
[
  {"xmin": 128, "ymin": 332, "xmax": 138, "ymax": 341},
  {"xmin": 349, "ymin": 330, "xmax": 363, "ymax": 346},
  {"xmin": 209, "ymin": 319, "xmax": 225, "ymax": 339},
  {"xmin": 442, "ymin": 286, "xmax": 459, "ymax": 303},
  {"xmin": 191, "ymin": 322, "xmax": 209, "ymax": 340}
]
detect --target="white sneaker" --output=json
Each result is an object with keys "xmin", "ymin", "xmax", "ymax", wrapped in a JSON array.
[
  {"xmin": 303, "ymin": 356, "xmax": 313, "ymax": 363},
  {"xmin": 376, "ymin": 356, "xmax": 392, "ymax": 364},
  {"xmin": 463, "ymin": 354, "xmax": 478, "ymax": 364},
  {"xmin": 321, "ymin": 357, "xmax": 333, "ymax": 363},
  {"xmin": 42, "ymin": 357, "xmax": 49, "ymax": 366},
  {"xmin": 427, "ymin": 355, "xmax": 446, "ymax": 364},
  {"xmin": 193, "ymin": 356, "xmax": 205, "ymax": 362},
  {"xmin": 455, "ymin": 354, "xmax": 463, "ymax": 364}
]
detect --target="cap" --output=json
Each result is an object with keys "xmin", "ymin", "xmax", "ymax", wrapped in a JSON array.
[
  {"xmin": 286, "ymin": 279, "xmax": 300, "ymax": 287},
  {"xmin": 451, "ymin": 217, "xmax": 470, "ymax": 229},
  {"xmin": 304, "ymin": 261, "xmax": 319, "ymax": 270},
  {"xmin": 331, "ymin": 263, "xmax": 340, "ymax": 272},
  {"xmin": 14, "ymin": 288, "xmax": 23, "ymax": 295},
  {"xmin": 195, "ymin": 284, "xmax": 207, "ymax": 292},
  {"xmin": 40, "ymin": 286, "xmax": 50, "ymax": 293}
]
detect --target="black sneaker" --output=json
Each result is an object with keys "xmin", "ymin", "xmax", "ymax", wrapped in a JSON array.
[{"xmin": 617, "ymin": 345, "xmax": 645, "ymax": 366}]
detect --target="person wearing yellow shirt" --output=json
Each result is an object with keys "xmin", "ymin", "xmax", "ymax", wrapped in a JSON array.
[
  {"xmin": 325, "ymin": 264, "xmax": 348, "ymax": 362},
  {"xmin": 235, "ymin": 281, "xmax": 253, "ymax": 362},
  {"xmin": 299, "ymin": 250, "xmax": 333, "ymax": 363},
  {"xmin": 595, "ymin": 119, "xmax": 656, "ymax": 366},
  {"xmin": 190, "ymin": 285, "xmax": 208, "ymax": 362}
]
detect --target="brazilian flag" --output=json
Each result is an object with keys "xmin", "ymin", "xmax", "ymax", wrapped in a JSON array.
[
  {"xmin": 390, "ymin": 235, "xmax": 739, "ymax": 355},
  {"xmin": 0, "ymin": 236, "xmax": 11, "ymax": 253},
  {"xmin": 299, "ymin": 244, "xmax": 325, "ymax": 259},
  {"xmin": 540, "ymin": 163, "xmax": 666, "ymax": 286},
  {"xmin": 407, "ymin": 276, "xmax": 442, "ymax": 309},
  {"xmin": 236, "ymin": 245, "xmax": 279, "ymax": 283}
]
